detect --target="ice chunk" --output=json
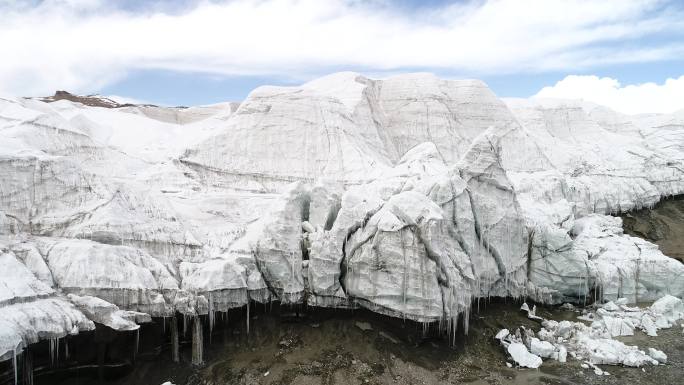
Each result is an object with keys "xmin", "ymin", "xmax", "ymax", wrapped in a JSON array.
[
  {"xmin": 641, "ymin": 315, "xmax": 658, "ymax": 337},
  {"xmin": 508, "ymin": 342, "xmax": 543, "ymax": 368},
  {"xmin": 650, "ymin": 295, "xmax": 684, "ymax": 328},
  {"xmin": 648, "ymin": 348, "xmax": 667, "ymax": 364},
  {"xmin": 601, "ymin": 316, "xmax": 635, "ymax": 337},
  {"xmin": 495, "ymin": 329, "xmax": 510, "ymax": 340},
  {"xmin": 355, "ymin": 322, "xmax": 373, "ymax": 331},
  {"xmin": 529, "ymin": 337, "xmax": 555, "ymax": 358}
]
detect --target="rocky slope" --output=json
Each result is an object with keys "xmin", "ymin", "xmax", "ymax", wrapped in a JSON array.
[
  {"xmin": 1, "ymin": 73, "xmax": 683, "ymax": 375},
  {"xmin": 622, "ymin": 195, "xmax": 684, "ymax": 262}
]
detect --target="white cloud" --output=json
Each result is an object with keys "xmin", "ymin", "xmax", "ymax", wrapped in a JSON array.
[
  {"xmin": 533, "ymin": 75, "xmax": 684, "ymax": 114},
  {"xmin": 0, "ymin": 0, "xmax": 683, "ymax": 95}
]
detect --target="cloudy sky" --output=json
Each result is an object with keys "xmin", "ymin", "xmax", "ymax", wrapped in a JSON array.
[{"xmin": 1, "ymin": 0, "xmax": 683, "ymax": 113}]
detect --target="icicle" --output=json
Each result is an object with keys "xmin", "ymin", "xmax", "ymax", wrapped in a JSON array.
[
  {"xmin": 171, "ymin": 315, "xmax": 180, "ymax": 363},
  {"xmin": 191, "ymin": 316, "xmax": 204, "ymax": 366},
  {"xmin": 12, "ymin": 348, "xmax": 17, "ymax": 385},
  {"xmin": 133, "ymin": 329, "xmax": 139, "ymax": 362},
  {"xmin": 24, "ymin": 348, "xmax": 33, "ymax": 385},
  {"xmin": 463, "ymin": 303, "xmax": 470, "ymax": 335},
  {"xmin": 208, "ymin": 293, "xmax": 214, "ymax": 342},
  {"xmin": 246, "ymin": 301, "xmax": 250, "ymax": 335},
  {"xmin": 400, "ymin": 230, "xmax": 408, "ymax": 317},
  {"xmin": 48, "ymin": 338, "xmax": 58, "ymax": 367}
]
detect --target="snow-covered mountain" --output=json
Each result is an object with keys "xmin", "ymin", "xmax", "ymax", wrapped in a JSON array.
[{"xmin": 1, "ymin": 73, "xmax": 683, "ymax": 364}]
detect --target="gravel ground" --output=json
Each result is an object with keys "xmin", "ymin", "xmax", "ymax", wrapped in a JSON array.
[{"xmin": 91, "ymin": 300, "xmax": 682, "ymax": 385}]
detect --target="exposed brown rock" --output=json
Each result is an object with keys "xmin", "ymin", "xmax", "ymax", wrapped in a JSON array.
[
  {"xmin": 622, "ymin": 195, "xmax": 684, "ymax": 263},
  {"xmin": 39, "ymin": 90, "xmax": 133, "ymax": 108}
]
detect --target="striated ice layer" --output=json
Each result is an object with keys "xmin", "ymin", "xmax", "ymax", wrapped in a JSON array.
[
  {"xmin": 39, "ymin": 238, "xmax": 178, "ymax": 315},
  {"xmin": 68, "ymin": 294, "xmax": 151, "ymax": 331},
  {"xmin": 306, "ymin": 137, "xmax": 528, "ymax": 325},
  {"xmin": 527, "ymin": 214, "xmax": 684, "ymax": 304},
  {"xmin": 0, "ymin": 298, "xmax": 94, "ymax": 361},
  {"xmin": 1, "ymin": 73, "xmax": 684, "ymax": 361}
]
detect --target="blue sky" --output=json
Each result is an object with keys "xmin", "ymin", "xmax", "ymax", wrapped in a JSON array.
[
  {"xmin": 2, "ymin": 0, "xmax": 684, "ymax": 113},
  {"xmin": 99, "ymin": 59, "xmax": 684, "ymax": 107}
]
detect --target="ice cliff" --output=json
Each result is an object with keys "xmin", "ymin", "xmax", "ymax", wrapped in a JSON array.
[{"xmin": 1, "ymin": 73, "xmax": 684, "ymax": 364}]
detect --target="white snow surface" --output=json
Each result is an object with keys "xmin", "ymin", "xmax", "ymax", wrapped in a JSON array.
[{"xmin": 1, "ymin": 73, "xmax": 684, "ymax": 361}]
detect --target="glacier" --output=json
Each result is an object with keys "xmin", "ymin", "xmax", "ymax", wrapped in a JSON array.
[{"xmin": 1, "ymin": 73, "xmax": 684, "ymax": 374}]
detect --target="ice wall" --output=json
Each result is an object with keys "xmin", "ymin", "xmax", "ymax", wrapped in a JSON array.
[{"xmin": 1, "ymin": 74, "xmax": 683, "ymax": 362}]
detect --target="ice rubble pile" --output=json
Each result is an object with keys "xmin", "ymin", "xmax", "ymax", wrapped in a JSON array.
[
  {"xmin": 1, "ymin": 73, "xmax": 684, "ymax": 361},
  {"xmin": 497, "ymin": 295, "xmax": 683, "ymax": 369}
]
